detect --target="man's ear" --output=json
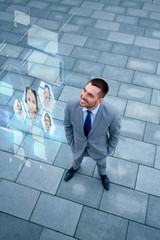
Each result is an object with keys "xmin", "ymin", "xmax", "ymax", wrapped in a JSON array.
[{"xmin": 98, "ymin": 98, "xmax": 104, "ymax": 104}]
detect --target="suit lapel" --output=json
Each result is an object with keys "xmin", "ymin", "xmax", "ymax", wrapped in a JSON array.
[
  {"xmin": 76, "ymin": 104, "xmax": 84, "ymax": 135},
  {"xmin": 88, "ymin": 104, "xmax": 103, "ymax": 136}
]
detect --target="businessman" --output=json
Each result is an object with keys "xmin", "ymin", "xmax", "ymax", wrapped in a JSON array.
[{"xmin": 64, "ymin": 78, "xmax": 121, "ymax": 190}]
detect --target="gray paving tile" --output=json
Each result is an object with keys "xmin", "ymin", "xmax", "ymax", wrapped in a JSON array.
[
  {"xmin": 146, "ymin": 195, "xmax": 160, "ymax": 229},
  {"xmin": 121, "ymin": 117, "xmax": 146, "ymax": 140},
  {"xmin": 60, "ymin": 23, "xmax": 84, "ymax": 34},
  {"xmin": 1, "ymin": 72, "xmax": 34, "ymax": 91},
  {"xmin": 70, "ymin": 15, "xmax": 96, "ymax": 27},
  {"xmin": 127, "ymin": 221, "xmax": 160, "ymax": 240},
  {"xmin": 40, "ymin": 228, "xmax": 75, "ymax": 240},
  {"xmin": 82, "ymin": 26, "xmax": 109, "ymax": 40},
  {"xmin": 103, "ymin": 5, "xmax": 126, "ymax": 14},
  {"xmin": 82, "ymin": 1, "xmax": 104, "ymax": 10},
  {"xmin": 150, "ymin": 11, "xmax": 160, "ymax": 21},
  {"xmin": 100, "ymin": 184, "xmax": 148, "ymax": 223},
  {"xmin": 85, "ymin": 38, "xmax": 112, "ymax": 51},
  {"xmin": 120, "ymin": 24, "xmax": 145, "ymax": 36},
  {"xmin": 155, "ymin": 146, "xmax": 160, "ymax": 169},
  {"xmin": 0, "ymin": 3, "xmax": 9, "ymax": 11},
  {"xmin": 0, "ymin": 20, "xmax": 13, "ymax": 31},
  {"xmin": 48, "ymin": 11, "xmax": 71, "ymax": 22},
  {"xmin": 17, "ymin": 159, "xmax": 64, "ymax": 194},
  {"xmin": 0, "ymin": 31, "xmax": 22, "ymax": 45},
  {"xmin": 36, "ymin": 19, "xmax": 61, "ymax": 31},
  {"xmin": 69, "ymin": 6, "xmax": 93, "ymax": 17},
  {"xmin": 133, "ymin": 71, "xmax": 160, "ymax": 90},
  {"xmin": 31, "ymin": 193, "xmax": 82, "ymax": 236},
  {"xmin": 112, "ymin": 43, "xmax": 140, "ymax": 57},
  {"xmin": 52, "ymin": 100, "xmax": 66, "ymax": 121},
  {"xmin": 76, "ymin": 207, "xmax": 128, "ymax": 240},
  {"xmin": 115, "ymin": 15, "xmax": 139, "ymax": 25},
  {"xmin": 0, "ymin": 55, "xmax": 6, "ymax": 66},
  {"xmin": 61, "ymin": 0, "xmax": 83, "ymax": 6},
  {"xmin": 104, "ymin": 95, "xmax": 127, "ymax": 115},
  {"xmin": 63, "ymin": 70, "xmax": 89, "ymax": 88},
  {"xmin": 134, "ymin": 36, "xmax": 160, "ymax": 49},
  {"xmin": 95, "ymin": 20, "xmax": 120, "ymax": 31},
  {"xmin": 0, "ymin": 103, "xmax": 14, "ymax": 126},
  {"xmin": 145, "ymin": 28, "xmax": 160, "ymax": 39},
  {"xmin": 58, "ymin": 43, "xmax": 74, "ymax": 56},
  {"xmin": 17, "ymin": 134, "xmax": 61, "ymax": 164},
  {"xmin": 0, "ymin": 84, "xmax": 14, "ymax": 105},
  {"xmin": 102, "ymin": 65, "xmax": 134, "ymax": 83},
  {"xmin": 0, "ymin": 11, "xmax": 13, "ymax": 21},
  {"xmin": 118, "ymin": 83, "xmax": 152, "ymax": 103},
  {"xmin": 102, "ymin": 156, "xmax": 138, "ymax": 188},
  {"xmin": 136, "ymin": 165, "xmax": 160, "ymax": 196},
  {"xmin": 98, "ymin": 52, "xmax": 127, "ymax": 68},
  {"xmin": 143, "ymin": 2, "xmax": 160, "ymax": 12},
  {"xmin": 126, "ymin": 7, "xmax": 149, "ymax": 17},
  {"xmin": 73, "ymin": 59, "xmax": 104, "ymax": 76},
  {"xmin": 144, "ymin": 123, "xmax": 160, "ymax": 145},
  {"xmin": 30, "ymin": 7, "xmax": 51, "ymax": 18},
  {"xmin": 108, "ymin": 31, "xmax": 134, "ymax": 44},
  {"xmin": 27, "ymin": 0, "xmax": 49, "ymax": 9},
  {"xmin": 60, "ymin": 33, "xmax": 87, "ymax": 46},
  {"xmin": 139, "ymin": 18, "xmax": 160, "ymax": 30},
  {"xmin": 91, "ymin": 10, "xmax": 115, "ymax": 21},
  {"xmin": 0, "ymin": 213, "xmax": 42, "ymax": 240},
  {"xmin": 49, "ymin": 3, "xmax": 72, "ymax": 13},
  {"xmin": 140, "ymin": 47, "xmax": 160, "ymax": 62},
  {"xmin": 0, "ymin": 180, "xmax": 40, "ymax": 220},
  {"xmin": 114, "ymin": 136, "xmax": 156, "ymax": 166},
  {"xmin": 59, "ymin": 85, "xmax": 82, "ymax": 102},
  {"xmin": 100, "ymin": 0, "xmax": 121, "ymax": 5},
  {"xmin": 121, "ymin": 1, "xmax": 143, "ymax": 8},
  {"xmin": 71, "ymin": 46, "xmax": 100, "ymax": 62},
  {"xmin": 0, "ymin": 150, "xmax": 25, "ymax": 181},
  {"xmin": 125, "ymin": 100, "xmax": 160, "ymax": 124},
  {"xmin": 5, "ymin": 4, "xmax": 29, "ymax": 13},
  {"xmin": 0, "ymin": 43, "xmax": 23, "ymax": 58},
  {"xmin": 6, "ymin": 0, "xmax": 28, "ymax": 4},
  {"xmin": 1, "ymin": 58, "xmax": 31, "ymax": 75},
  {"xmin": 57, "ymin": 174, "xmax": 103, "ymax": 208},
  {"xmin": 127, "ymin": 57, "xmax": 157, "ymax": 74},
  {"xmin": 54, "ymin": 143, "xmax": 96, "ymax": 176},
  {"xmin": 104, "ymin": 78, "xmax": 120, "ymax": 96},
  {"xmin": 156, "ymin": 62, "xmax": 160, "ymax": 75},
  {"xmin": 0, "ymin": 126, "xmax": 25, "ymax": 154}
]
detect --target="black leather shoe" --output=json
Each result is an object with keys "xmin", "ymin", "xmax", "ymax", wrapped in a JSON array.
[
  {"xmin": 100, "ymin": 174, "xmax": 110, "ymax": 190},
  {"xmin": 64, "ymin": 167, "xmax": 78, "ymax": 181}
]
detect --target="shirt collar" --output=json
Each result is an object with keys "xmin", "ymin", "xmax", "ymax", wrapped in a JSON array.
[{"xmin": 82, "ymin": 104, "xmax": 100, "ymax": 114}]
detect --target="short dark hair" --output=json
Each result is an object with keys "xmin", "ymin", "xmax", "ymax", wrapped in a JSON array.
[{"xmin": 89, "ymin": 78, "xmax": 109, "ymax": 98}]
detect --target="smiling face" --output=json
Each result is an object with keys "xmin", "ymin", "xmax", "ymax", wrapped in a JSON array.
[
  {"xmin": 44, "ymin": 115, "xmax": 51, "ymax": 131},
  {"xmin": 17, "ymin": 101, "xmax": 22, "ymax": 112},
  {"xmin": 44, "ymin": 87, "xmax": 50, "ymax": 102},
  {"xmin": 80, "ymin": 82, "xmax": 103, "ymax": 110},
  {"xmin": 26, "ymin": 89, "xmax": 37, "ymax": 120}
]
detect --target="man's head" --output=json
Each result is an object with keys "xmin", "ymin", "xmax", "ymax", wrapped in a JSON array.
[{"xmin": 80, "ymin": 78, "xmax": 109, "ymax": 110}]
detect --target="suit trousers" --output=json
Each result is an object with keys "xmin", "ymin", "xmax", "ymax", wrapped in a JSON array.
[{"xmin": 72, "ymin": 149, "xmax": 107, "ymax": 175}]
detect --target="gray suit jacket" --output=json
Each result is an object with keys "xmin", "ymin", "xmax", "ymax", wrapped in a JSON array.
[{"xmin": 64, "ymin": 100, "xmax": 121, "ymax": 160}]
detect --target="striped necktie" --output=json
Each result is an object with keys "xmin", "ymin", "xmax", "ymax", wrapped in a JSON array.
[{"xmin": 84, "ymin": 110, "xmax": 92, "ymax": 137}]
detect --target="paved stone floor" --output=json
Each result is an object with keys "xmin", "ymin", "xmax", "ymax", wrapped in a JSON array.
[{"xmin": 0, "ymin": 0, "xmax": 160, "ymax": 239}]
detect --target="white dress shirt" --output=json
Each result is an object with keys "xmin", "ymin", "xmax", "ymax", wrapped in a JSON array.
[{"xmin": 82, "ymin": 104, "xmax": 100, "ymax": 127}]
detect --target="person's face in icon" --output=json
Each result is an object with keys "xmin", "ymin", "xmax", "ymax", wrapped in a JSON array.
[
  {"xmin": 26, "ymin": 88, "xmax": 37, "ymax": 120},
  {"xmin": 44, "ymin": 114, "xmax": 51, "ymax": 132},
  {"xmin": 44, "ymin": 86, "xmax": 50, "ymax": 103},
  {"xmin": 17, "ymin": 101, "xmax": 22, "ymax": 113}
]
